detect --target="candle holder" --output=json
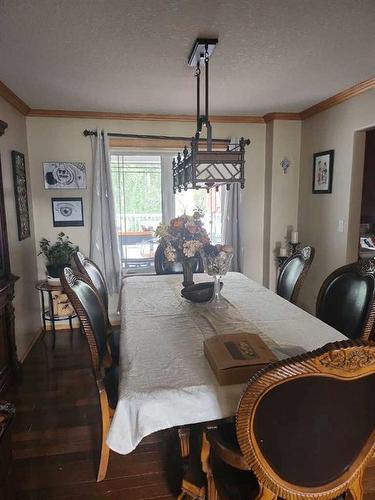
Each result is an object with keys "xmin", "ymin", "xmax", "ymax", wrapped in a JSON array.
[
  {"xmin": 276, "ymin": 255, "xmax": 288, "ymax": 268},
  {"xmin": 288, "ymin": 241, "xmax": 301, "ymax": 255}
]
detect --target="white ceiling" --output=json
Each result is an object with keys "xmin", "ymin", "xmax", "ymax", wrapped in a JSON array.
[{"xmin": 0, "ymin": 0, "xmax": 374, "ymax": 115}]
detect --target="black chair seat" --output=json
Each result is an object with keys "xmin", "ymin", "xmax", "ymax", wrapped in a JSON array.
[
  {"xmin": 276, "ymin": 246, "xmax": 315, "ymax": 304},
  {"xmin": 207, "ymin": 423, "xmax": 249, "ymax": 471},
  {"xmin": 211, "ymin": 455, "xmax": 259, "ymax": 500},
  {"xmin": 109, "ymin": 327, "xmax": 120, "ymax": 365},
  {"xmin": 104, "ymin": 364, "xmax": 119, "ymax": 410},
  {"xmin": 216, "ymin": 423, "xmax": 240, "ymax": 451}
]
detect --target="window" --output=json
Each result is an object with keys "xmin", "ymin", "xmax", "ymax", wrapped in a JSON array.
[
  {"xmin": 175, "ymin": 188, "xmax": 222, "ymax": 244},
  {"xmin": 111, "ymin": 151, "xmax": 222, "ymax": 274}
]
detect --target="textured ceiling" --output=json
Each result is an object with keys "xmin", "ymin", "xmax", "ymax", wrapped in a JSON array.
[{"xmin": 0, "ymin": 0, "xmax": 374, "ymax": 115}]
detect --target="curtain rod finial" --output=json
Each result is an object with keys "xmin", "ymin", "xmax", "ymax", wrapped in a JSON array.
[{"xmin": 83, "ymin": 129, "xmax": 96, "ymax": 137}]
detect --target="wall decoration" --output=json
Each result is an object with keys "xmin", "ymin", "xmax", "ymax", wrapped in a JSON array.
[
  {"xmin": 43, "ymin": 162, "xmax": 86, "ymax": 189},
  {"xmin": 11, "ymin": 150, "xmax": 31, "ymax": 240},
  {"xmin": 312, "ymin": 150, "xmax": 334, "ymax": 193},
  {"xmin": 51, "ymin": 197, "xmax": 84, "ymax": 227},
  {"xmin": 280, "ymin": 157, "xmax": 290, "ymax": 174}
]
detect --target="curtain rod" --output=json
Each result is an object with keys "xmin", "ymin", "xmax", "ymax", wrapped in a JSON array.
[{"xmin": 82, "ymin": 129, "xmax": 230, "ymax": 144}]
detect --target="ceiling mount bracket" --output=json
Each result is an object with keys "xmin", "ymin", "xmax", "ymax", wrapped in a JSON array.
[{"xmin": 188, "ymin": 38, "xmax": 218, "ymax": 67}]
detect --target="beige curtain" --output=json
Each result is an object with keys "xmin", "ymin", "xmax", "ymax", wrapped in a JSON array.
[
  {"xmin": 222, "ymin": 138, "xmax": 242, "ymax": 272},
  {"xmin": 90, "ymin": 130, "xmax": 121, "ymax": 294}
]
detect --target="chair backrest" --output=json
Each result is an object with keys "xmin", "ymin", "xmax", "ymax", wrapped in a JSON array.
[
  {"xmin": 276, "ymin": 246, "xmax": 315, "ymax": 304},
  {"xmin": 154, "ymin": 243, "xmax": 204, "ymax": 275},
  {"xmin": 237, "ymin": 340, "xmax": 375, "ymax": 499},
  {"xmin": 61, "ymin": 267, "xmax": 112, "ymax": 375},
  {"xmin": 316, "ymin": 259, "xmax": 375, "ymax": 340},
  {"xmin": 73, "ymin": 251, "xmax": 109, "ymax": 314}
]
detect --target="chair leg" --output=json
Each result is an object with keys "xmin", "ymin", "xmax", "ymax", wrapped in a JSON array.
[
  {"xmin": 256, "ymin": 483, "xmax": 277, "ymax": 500},
  {"xmin": 201, "ymin": 432, "xmax": 218, "ymax": 500},
  {"xmin": 348, "ymin": 473, "xmax": 363, "ymax": 500},
  {"xmin": 97, "ymin": 392, "xmax": 111, "ymax": 482}
]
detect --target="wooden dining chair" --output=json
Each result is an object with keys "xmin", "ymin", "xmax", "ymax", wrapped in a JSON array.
[
  {"xmin": 276, "ymin": 246, "xmax": 315, "ymax": 304},
  {"xmin": 61, "ymin": 267, "xmax": 118, "ymax": 482},
  {"xmin": 154, "ymin": 243, "xmax": 204, "ymax": 275},
  {"xmin": 202, "ymin": 339, "xmax": 375, "ymax": 500},
  {"xmin": 73, "ymin": 251, "xmax": 120, "ymax": 364},
  {"xmin": 316, "ymin": 259, "xmax": 375, "ymax": 340}
]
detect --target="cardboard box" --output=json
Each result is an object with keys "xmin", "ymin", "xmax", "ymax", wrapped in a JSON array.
[{"xmin": 204, "ymin": 333, "xmax": 277, "ymax": 385}]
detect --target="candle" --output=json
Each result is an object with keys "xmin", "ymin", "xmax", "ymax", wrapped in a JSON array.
[
  {"xmin": 279, "ymin": 247, "xmax": 287, "ymax": 257},
  {"xmin": 291, "ymin": 231, "xmax": 299, "ymax": 244}
]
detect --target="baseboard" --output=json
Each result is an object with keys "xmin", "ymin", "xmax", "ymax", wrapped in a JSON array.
[
  {"xmin": 19, "ymin": 328, "xmax": 44, "ymax": 364},
  {"xmin": 44, "ymin": 318, "xmax": 80, "ymax": 331}
]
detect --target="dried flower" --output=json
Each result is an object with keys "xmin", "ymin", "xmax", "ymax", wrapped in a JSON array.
[
  {"xmin": 155, "ymin": 212, "xmax": 210, "ymax": 263},
  {"xmin": 183, "ymin": 240, "xmax": 203, "ymax": 258},
  {"xmin": 164, "ymin": 243, "xmax": 177, "ymax": 262}
]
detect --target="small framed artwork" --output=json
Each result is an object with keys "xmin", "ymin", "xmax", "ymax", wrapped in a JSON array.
[
  {"xmin": 51, "ymin": 197, "xmax": 84, "ymax": 227},
  {"xmin": 43, "ymin": 162, "xmax": 86, "ymax": 189},
  {"xmin": 11, "ymin": 150, "xmax": 31, "ymax": 240},
  {"xmin": 312, "ymin": 150, "xmax": 334, "ymax": 193}
]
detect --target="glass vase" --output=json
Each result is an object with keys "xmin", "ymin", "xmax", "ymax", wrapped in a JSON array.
[
  {"xmin": 202, "ymin": 251, "xmax": 233, "ymax": 309},
  {"xmin": 211, "ymin": 274, "xmax": 226, "ymax": 308},
  {"xmin": 182, "ymin": 259, "xmax": 195, "ymax": 288}
]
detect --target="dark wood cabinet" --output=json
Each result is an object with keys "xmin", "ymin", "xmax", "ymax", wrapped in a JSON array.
[
  {"xmin": 0, "ymin": 120, "xmax": 19, "ymax": 394},
  {"xmin": 0, "ymin": 402, "xmax": 15, "ymax": 499}
]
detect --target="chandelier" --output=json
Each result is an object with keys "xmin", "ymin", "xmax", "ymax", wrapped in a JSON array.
[{"xmin": 173, "ymin": 38, "xmax": 250, "ymax": 193}]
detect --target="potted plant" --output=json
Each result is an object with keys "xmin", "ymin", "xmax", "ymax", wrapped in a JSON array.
[{"xmin": 39, "ymin": 232, "xmax": 78, "ymax": 278}]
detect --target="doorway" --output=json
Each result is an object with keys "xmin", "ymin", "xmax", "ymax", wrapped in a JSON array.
[{"xmin": 358, "ymin": 129, "xmax": 375, "ymax": 260}]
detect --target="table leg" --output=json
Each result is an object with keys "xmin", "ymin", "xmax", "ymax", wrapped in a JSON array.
[
  {"xmin": 48, "ymin": 291, "xmax": 56, "ymax": 350},
  {"xmin": 40, "ymin": 290, "xmax": 47, "ymax": 335},
  {"xmin": 69, "ymin": 315, "xmax": 74, "ymax": 345}
]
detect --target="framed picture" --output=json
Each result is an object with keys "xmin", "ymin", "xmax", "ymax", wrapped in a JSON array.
[
  {"xmin": 312, "ymin": 150, "xmax": 334, "ymax": 193},
  {"xmin": 51, "ymin": 197, "xmax": 84, "ymax": 227},
  {"xmin": 11, "ymin": 150, "xmax": 31, "ymax": 240},
  {"xmin": 43, "ymin": 162, "xmax": 86, "ymax": 189}
]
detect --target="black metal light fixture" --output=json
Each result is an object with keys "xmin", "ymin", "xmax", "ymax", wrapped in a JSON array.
[{"xmin": 173, "ymin": 38, "xmax": 250, "ymax": 193}]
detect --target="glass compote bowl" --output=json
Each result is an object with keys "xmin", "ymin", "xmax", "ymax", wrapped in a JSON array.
[{"xmin": 203, "ymin": 246, "xmax": 233, "ymax": 309}]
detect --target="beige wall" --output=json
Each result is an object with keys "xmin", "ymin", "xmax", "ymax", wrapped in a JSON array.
[
  {"xmin": 0, "ymin": 97, "xmax": 40, "ymax": 360},
  {"xmin": 2, "ymin": 86, "xmax": 374, "ymax": 360},
  {"xmin": 264, "ymin": 120, "xmax": 301, "ymax": 291},
  {"xmin": 298, "ymin": 88, "xmax": 375, "ymax": 313},
  {"xmin": 26, "ymin": 117, "xmax": 267, "ymax": 310}
]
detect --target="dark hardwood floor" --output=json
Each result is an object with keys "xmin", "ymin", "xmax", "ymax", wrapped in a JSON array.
[
  {"xmin": 3, "ymin": 329, "xmax": 375, "ymax": 499},
  {"xmin": 4, "ymin": 330, "xmax": 181, "ymax": 500}
]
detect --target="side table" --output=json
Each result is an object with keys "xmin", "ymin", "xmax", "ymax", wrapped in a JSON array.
[{"xmin": 35, "ymin": 280, "xmax": 77, "ymax": 349}]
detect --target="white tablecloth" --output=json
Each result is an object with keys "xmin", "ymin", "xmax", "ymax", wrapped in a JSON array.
[{"xmin": 107, "ymin": 272, "xmax": 346, "ymax": 454}]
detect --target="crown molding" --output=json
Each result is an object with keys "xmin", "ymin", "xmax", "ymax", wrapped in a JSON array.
[
  {"xmin": 27, "ymin": 108, "xmax": 264, "ymax": 123},
  {"xmin": 0, "ymin": 81, "xmax": 30, "ymax": 116},
  {"xmin": 300, "ymin": 76, "xmax": 375, "ymax": 119},
  {"xmin": 263, "ymin": 112, "xmax": 301, "ymax": 123},
  {"xmin": 1, "ymin": 76, "xmax": 375, "ymax": 123}
]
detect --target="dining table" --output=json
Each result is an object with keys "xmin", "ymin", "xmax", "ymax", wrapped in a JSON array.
[{"xmin": 107, "ymin": 271, "xmax": 347, "ymax": 456}]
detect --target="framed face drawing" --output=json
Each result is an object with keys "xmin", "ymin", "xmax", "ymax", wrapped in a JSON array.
[
  {"xmin": 51, "ymin": 197, "xmax": 84, "ymax": 227},
  {"xmin": 44, "ymin": 162, "xmax": 86, "ymax": 189}
]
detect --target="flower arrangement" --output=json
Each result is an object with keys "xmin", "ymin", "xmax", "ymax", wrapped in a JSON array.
[{"xmin": 155, "ymin": 211, "xmax": 210, "ymax": 262}]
